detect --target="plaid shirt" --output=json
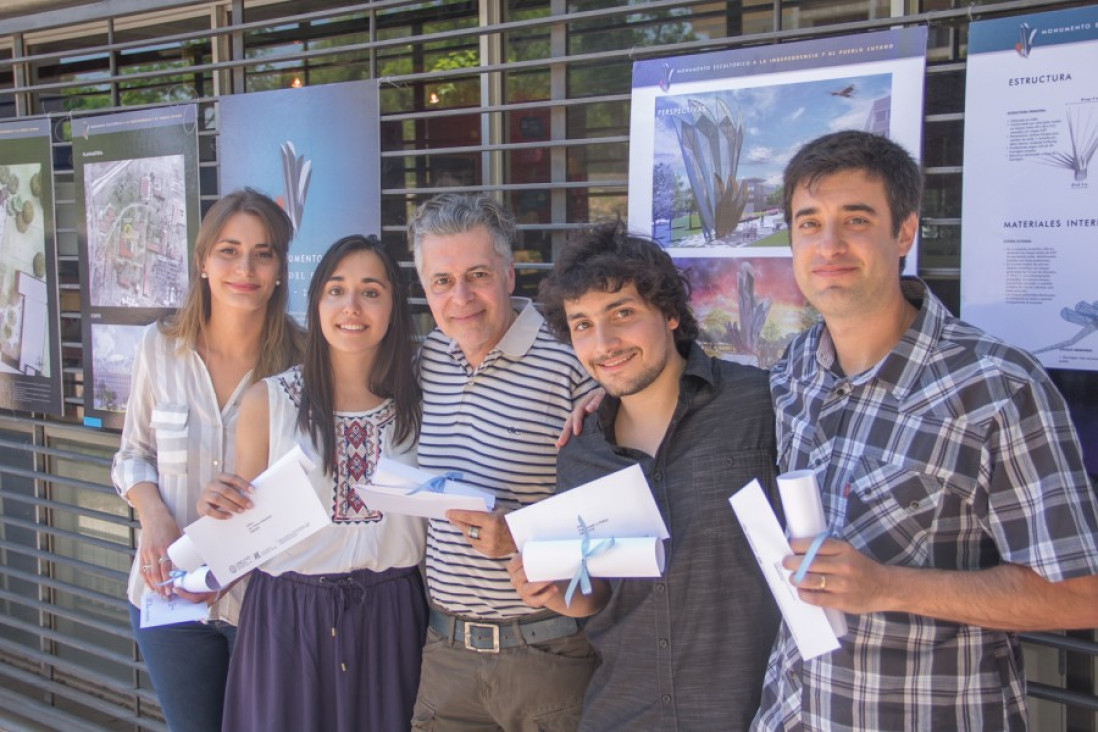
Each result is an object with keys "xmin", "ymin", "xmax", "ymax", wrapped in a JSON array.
[{"xmin": 752, "ymin": 278, "xmax": 1098, "ymax": 731}]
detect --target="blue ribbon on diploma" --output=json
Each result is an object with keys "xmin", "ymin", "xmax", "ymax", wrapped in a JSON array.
[
  {"xmin": 564, "ymin": 514, "xmax": 615, "ymax": 608},
  {"xmin": 155, "ymin": 569, "xmax": 188, "ymax": 588},
  {"xmin": 791, "ymin": 530, "xmax": 833, "ymax": 585},
  {"xmin": 406, "ymin": 471, "xmax": 463, "ymax": 496}
]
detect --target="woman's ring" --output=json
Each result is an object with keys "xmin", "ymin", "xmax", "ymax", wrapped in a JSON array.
[
  {"xmin": 158, "ymin": 557, "xmax": 171, "ymax": 565},
  {"xmin": 469, "ymin": 526, "xmax": 481, "ymax": 540},
  {"xmin": 818, "ymin": 574, "xmax": 827, "ymax": 591},
  {"xmin": 141, "ymin": 564, "xmax": 153, "ymax": 572}
]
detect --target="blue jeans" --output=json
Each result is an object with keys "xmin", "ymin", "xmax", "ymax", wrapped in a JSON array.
[{"xmin": 128, "ymin": 603, "xmax": 236, "ymax": 732}]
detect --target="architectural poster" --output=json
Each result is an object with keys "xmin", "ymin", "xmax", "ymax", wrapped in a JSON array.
[
  {"xmin": 73, "ymin": 105, "xmax": 200, "ymax": 426},
  {"xmin": 219, "ymin": 80, "xmax": 381, "ymax": 321},
  {"xmin": 961, "ymin": 6, "xmax": 1098, "ymax": 372},
  {"xmin": 0, "ymin": 118, "xmax": 62, "ymax": 415},
  {"xmin": 629, "ymin": 28, "xmax": 927, "ymax": 367}
]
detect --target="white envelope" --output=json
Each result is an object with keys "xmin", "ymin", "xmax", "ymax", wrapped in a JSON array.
[
  {"xmin": 729, "ymin": 479, "xmax": 840, "ymax": 661},
  {"xmin": 505, "ymin": 463, "xmax": 669, "ymax": 550},
  {"xmin": 182, "ymin": 444, "xmax": 329, "ymax": 583},
  {"xmin": 359, "ymin": 457, "xmax": 496, "ymax": 520},
  {"xmin": 140, "ymin": 591, "xmax": 209, "ymax": 628},
  {"xmin": 522, "ymin": 536, "xmax": 666, "ymax": 582}
]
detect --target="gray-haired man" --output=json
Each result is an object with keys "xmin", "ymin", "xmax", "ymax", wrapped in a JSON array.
[{"xmin": 408, "ymin": 193, "xmax": 598, "ymax": 730}]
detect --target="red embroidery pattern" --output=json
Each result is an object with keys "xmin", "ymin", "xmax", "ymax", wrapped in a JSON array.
[{"xmin": 276, "ymin": 368, "xmax": 391, "ymax": 524}]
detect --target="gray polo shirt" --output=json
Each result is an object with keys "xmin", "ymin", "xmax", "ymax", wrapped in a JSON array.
[{"xmin": 559, "ymin": 341, "xmax": 782, "ymax": 731}]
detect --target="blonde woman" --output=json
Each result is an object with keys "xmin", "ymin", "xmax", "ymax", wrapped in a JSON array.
[{"xmin": 112, "ymin": 189, "xmax": 304, "ymax": 732}]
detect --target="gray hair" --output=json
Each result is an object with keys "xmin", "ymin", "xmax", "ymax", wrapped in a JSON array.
[{"xmin": 408, "ymin": 192, "xmax": 517, "ymax": 275}]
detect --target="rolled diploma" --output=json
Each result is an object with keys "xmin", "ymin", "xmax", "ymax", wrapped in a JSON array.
[
  {"xmin": 173, "ymin": 566, "xmax": 222, "ymax": 593},
  {"xmin": 167, "ymin": 533, "xmax": 205, "ymax": 572},
  {"xmin": 776, "ymin": 469, "xmax": 847, "ymax": 637},
  {"xmin": 522, "ymin": 537, "xmax": 665, "ymax": 583}
]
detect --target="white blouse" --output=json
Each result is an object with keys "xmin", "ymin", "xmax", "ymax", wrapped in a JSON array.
[{"xmin": 255, "ymin": 366, "xmax": 425, "ymax": 577}]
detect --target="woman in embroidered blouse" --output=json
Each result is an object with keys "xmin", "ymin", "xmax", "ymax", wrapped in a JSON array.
[
  {"xmin": 199, "ymin": 235, "xmax": 427, "ymax": 731},
  {"xmin": 111, "ymin": 189, "xmax": 304, "ymax": 732}
]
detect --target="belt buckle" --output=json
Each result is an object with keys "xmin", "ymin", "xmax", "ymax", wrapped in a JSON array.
[{"xmin": 463, "ymin": 621, "xmax": 501, "ymax": 653}]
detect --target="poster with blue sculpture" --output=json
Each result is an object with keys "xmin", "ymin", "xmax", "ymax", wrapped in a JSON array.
[
  {"xmin": 629, "ymin": 28, "xmax": 927, "ymax": 367},
  {"xmin": 219, "ymin": 80, "xmax": 381, "ymax": 322},
  {"xmin": 961, "ymin": 6, "xmax": 1098, "ymax": 372}
]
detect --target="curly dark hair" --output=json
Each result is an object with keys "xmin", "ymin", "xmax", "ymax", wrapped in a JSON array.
[{"xmin": 539, "ymin": 220, "xmax": 698, "ymax": 348}]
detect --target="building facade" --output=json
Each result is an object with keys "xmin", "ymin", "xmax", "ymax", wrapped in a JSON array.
[{"xmin": 0, "ymin": 0, "xmax": 1094, "ymax": 729}]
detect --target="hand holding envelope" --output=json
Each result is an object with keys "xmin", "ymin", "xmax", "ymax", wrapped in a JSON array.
[
  {"xmin": 505, "ymin": 464, "xmax": 669, "ymax": 606},
  {"xmin": 146, "ymin": 445, "xmax": 330, "ymax": 628},
  {"xmin": 181, "ymin": 445, "xmax": 330, "ymax": 585}
]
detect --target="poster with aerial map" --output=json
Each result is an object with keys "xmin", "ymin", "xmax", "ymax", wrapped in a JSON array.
[
  {"xmin": 0, "ymin": 118, "xmax": 62, "ymax": 415},
  {"xmin": 73, "ymin": 105, "xmax": 200, "ymax": 427}
]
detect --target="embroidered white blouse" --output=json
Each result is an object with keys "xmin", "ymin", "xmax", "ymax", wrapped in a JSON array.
[{"xmin": 255, "ymin": 366, "xmax": 425, "ymax": 577}]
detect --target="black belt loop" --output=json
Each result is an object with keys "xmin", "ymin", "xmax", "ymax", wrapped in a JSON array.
[
  {"xmin": 447, "ymin": 612, "xmax": 456, "ymax": 647},
  {"xmin": 510, "ymin": 619, "xmax": 526, "ymax": 648}
]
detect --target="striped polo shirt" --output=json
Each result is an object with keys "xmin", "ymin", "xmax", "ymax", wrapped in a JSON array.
[{"xmin": 418, "ymin": 298, "xmax": 595, "ymax": 619}]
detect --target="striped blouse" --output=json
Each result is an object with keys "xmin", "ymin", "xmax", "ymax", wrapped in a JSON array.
[{"xmin": 111, "ymin": 324, "xmax": 249, "ymax": 624}]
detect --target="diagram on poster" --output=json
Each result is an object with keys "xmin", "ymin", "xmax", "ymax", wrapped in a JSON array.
[
  {"xmin": 630, "ymin": 28, "xmax": 927, "ymax": 367},
  {"xmin": 73, "ymin": 106, "xmax": 200, "ymax": 425},
  {"xmin": 0, "ymin": 118, "xmax": 63, "ymax": 415},
  {"xmin": 961, "ymin": 6, "xmax": 1098, "ymax": 372}
]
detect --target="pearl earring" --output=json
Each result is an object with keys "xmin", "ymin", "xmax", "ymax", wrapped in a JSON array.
[
  {"xmin": 200, "ymin": 272, "xmax": 208, "ymax": 279},
  {"xmin": 276, "ymin": 280, "xmax": 281, "ymax": 286}
]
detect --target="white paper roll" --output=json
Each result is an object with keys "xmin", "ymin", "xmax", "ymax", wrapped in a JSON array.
[
  {"xmin": 173, "ymin": 566, "xmax": 222, "ymax": 593},
  {"xmin": 522, "ymin": 537, "xmax": 665, "ymax": 583},
  {"xmin": 775, "ymin": 469, "xmax": 847, "ymax": 638},
  {"xmin": 777, "ymin": 469, "xmax": 827, "ymax": 538},
  {"xmin": 167, "ymin": 534, "xmax": 205, "ymax": 572}
]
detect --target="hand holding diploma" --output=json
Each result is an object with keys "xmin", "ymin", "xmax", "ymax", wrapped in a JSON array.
[
  {"xmin": 359, "ymin": 458, "xmax": 496, "ymax": 520},
  {"xmin": 505, "ymin": 465, "xmax": 669, "ymax": 607},
  {"xmin": 729, "ymin": 479, "xmax": 840, "ymax": 661},
  {"xmin": 446, "ymin": 508, "xmax": 516, "ymax": 558}
]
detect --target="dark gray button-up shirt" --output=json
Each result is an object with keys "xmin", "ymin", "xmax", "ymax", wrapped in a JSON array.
[{"xmin": 559, "ymin": 341, "xmax": 782, "ymax": 731}]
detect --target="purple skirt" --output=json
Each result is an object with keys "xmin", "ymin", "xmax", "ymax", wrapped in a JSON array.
[{"xmin": 222, "ymin": 565, "xmax": 427, "ymax": 732}]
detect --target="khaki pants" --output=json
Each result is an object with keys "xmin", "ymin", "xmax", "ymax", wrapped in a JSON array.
[{"xmin": 411, "ymin": 627, "xmax": 599, "ymax": 731}]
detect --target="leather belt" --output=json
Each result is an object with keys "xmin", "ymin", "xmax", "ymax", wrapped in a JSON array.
[{"xmin": 429, "ymin": 607, "xmax": 579, "ymax": 653}]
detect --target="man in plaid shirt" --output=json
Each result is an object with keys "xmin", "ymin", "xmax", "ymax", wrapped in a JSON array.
[{"xmin": 752, "ymin": 130, "xmax": 1098, "ymax": 731}]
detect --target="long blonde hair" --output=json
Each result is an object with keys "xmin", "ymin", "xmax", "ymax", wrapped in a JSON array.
[{"xmin": 160, "ymin": 188, "xmax": 305, "ymax": 380}]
